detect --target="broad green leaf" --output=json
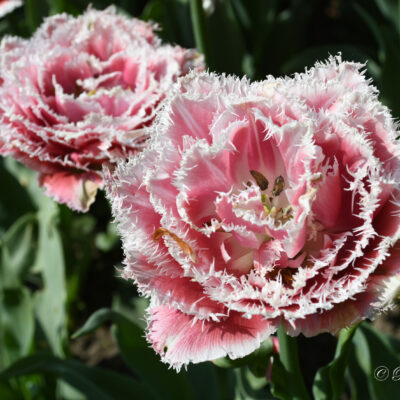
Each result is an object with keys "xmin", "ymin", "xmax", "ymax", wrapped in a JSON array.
[
  {"xmin": 0, "ymin": 354, "xmax": 154, "ymax": 400},
  {"xmin": 352, "ymin": 322, "xmax": 400, "ymax": 400},
  {"xmin": 270, "ymin": 326, "xmax": 310, "ymax": 400},
  {"xmin": 34, "ymin": 198, "xmax": 67, "ymax": 357},
  {"xmin": 0, "ymin": 288, "xmax": 34, "ymax": 369},
  {"xmin": 312, "ymin": 323, "xmax": 359, "ymax": 400},
  {"xmin": 1, "ymin": 213, "xmax": 37, "ymax": 288},
  {"xmin": 346, "ymin": 345, "xmax": 377, "ymax": 400},
  {"xmin": 73, "ymin": 308, "xmax": 197, "ymax": 400}
]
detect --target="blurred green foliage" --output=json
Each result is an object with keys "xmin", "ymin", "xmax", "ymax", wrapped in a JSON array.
[{"xmin": 1, "ymin": 1, "xmax": 400, "ymax": 399}]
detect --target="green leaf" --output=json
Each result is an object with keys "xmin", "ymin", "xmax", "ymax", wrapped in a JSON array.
[
  {"xmin": 206, "ymin": 0, "xmax": 246, "ymax": 74},
  {"xmin": 73, "ymin": 308, "xmax": 198, "ymax": 400},
  {"xmin": 33, "ymin": 198, "xmax": 67, "ymax": 357},
  {"xmin": 47, "ymin": 0, "xmax": 80, "ymax": 15},
  {"xmin": 0, "ymin": 354, "xmax": 154, "ymax": 400},
  {"xmin": 352, "ymin": 322, "xmax": 400, "ymax": 399},
  {"xmin": 72, "ymin": 308, "xmax": 118, "ymax": 339},
  {"xmin": 0, "ymin": 288, "xmax": 34, "ymax": 369},
  {"xmin": 0, "ymin": 382, "xmax": 19, "ymax": 400},
  {"xmin": 186, "ymin": 362, "xmax": 221, "ymax": 400},
  {"xmin": 1, "ymin": 213, "xmax": 37, "ymax": 288},
  {"xmin": 270, "ymin": 326, "xmax": 310, "ymax": 400},
  {"xmin": 24, "ymin": 0, "xmax": 48, "ymax": 33},
  {"xmin": 312, "ymin": 323, "xmax": 359, "ymax": 400},
  {"xmin": 346, "ymin": 345, "xmax": 377, "ymax": 400},
  {"xmin": 0, "ymin": 160, "xmax": 35, "ymax": 233},
  {"xmin": 233, "ymin": 367, "xmax": 273, "ymax": 400},
  {"xmin": 214, "ymin": 338, "xmax": 273, "ymax": 377},
  {"xmin": 374, "ymin": 0, "xmax": 400, "ymax": 31},
  {"xmin": 95, "ymin": 222, "xmax": 119, "ymax": 252},
  {"xmin": 141, "ymin": 0, "xmax": 195, "ymax": 49}
]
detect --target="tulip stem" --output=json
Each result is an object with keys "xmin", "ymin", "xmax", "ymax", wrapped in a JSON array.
[
  {"xmin": 189, "ymin": 0, "xmax": 213, "ymax": 68},
  {"xmin": 277, "ymin": 325, "xmax": 310, "ymax": 400}
]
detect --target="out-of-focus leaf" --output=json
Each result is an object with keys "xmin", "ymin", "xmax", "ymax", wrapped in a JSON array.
[
  {"xmin": 73, "ymin": 308, "xmax": 198, "ymax": 400},
  {"xmin": 1, "ymin": 213, "xmax": 36, "ymax": 288},
  {"xmin": 206, "ymin": 0, "xmax": 246, "ymax": 74},
  {"xmin": 0, "ymin": 288, "xmax": 34, "ymax": 369},
  {"xmin": 0, "ymin": 354, "xmax": 154, "ymax": 400},
  {"xmin": 347, "ymin": 345, "xmax": 377, "ymax": 400},
  {"xmin": 214, "ymin": 339, "xmax": 273, "ymax": 377},
  {"xmin": 47, "ymin": 0, "xmax": 80, "ymax": 15},
  {"xmin": 141, "ymin": 0, "xmax": 164, "ymax": 22},
  {"xmin": 112, "ymin": 290, "xmax": 149, "ymax": 330},
  {"xmin": 270, "ymin": 327, "xmax": 310, "ymax": 400},
  {"xmin": 95, "ymin": 221, "xmax": 119, "ymax": 252},
  {"xmin": 352, "ymin": 322, "xmax": 400, "ymax": 400},
  {"xmin": 354, "ymin": 3, "xmax": 386, "ymax": 59},
  {"xmin": 3, "ymin": 158, "xmax": 44, "ymax": 210},
  {"xmin": 142, "ymin": 0, "xmax": 195, "ymax": 49},
  {"xmin": 186, "ymin": 362, "xmax": 221, "ymax": 400},
  {"xmin": 0, "ymin": 382, "xmax": 19, "ymax": 399},
  {"xmin": 72, "ymin": 308, "xmax": 117, "ymax": 339},
  {"xmin": 34, "ymin": 198, "xmax": 67, "ymax": 357},
  {"xmin": 25, "ymin": 0, "xmax": 48, "ymax": 33},
  {"xmin": 354, "ymin": 3, "xmax": 400, "ymax": 118},
  {"xmin": 0, "ymin": 160, "xmax": 35, "ymax": 233},
  {"xmin": 233, "ymin": 366, "xmax": 273, "ymax": 400},
  {"xmin": 312, "ymin": 324, "xmax": 359, "ymax": 400},
  {"xmin": 374, "ymin": 0, "xmax": 400, "ymax": 31}
]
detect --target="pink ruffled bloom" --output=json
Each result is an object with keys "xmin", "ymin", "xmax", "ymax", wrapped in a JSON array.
[
  {"xmin": 0, "ymin": 0, "xmax": 22, "ymax": 18},
  {"xmin": 0, "ymin": 7, "xmax": 203, "ymax": 211},
  {"xmin": 106, "ymin": 56, "xmax": 400, "ymax": 369}
]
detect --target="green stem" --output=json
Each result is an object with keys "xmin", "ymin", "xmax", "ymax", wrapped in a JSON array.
[
  {"xmin": 277, "ymin": 325, "xmax": 310, "ymax": 400},
  {"xmin": 189, "ymin": 0, "xmax": 213, "ymax": 68}
]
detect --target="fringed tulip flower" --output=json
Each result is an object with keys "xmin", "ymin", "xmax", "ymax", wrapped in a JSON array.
[
  {"xmin": 106, "ymin": 56, "xmax": 400, "ymax": 369},
  {"xmin": 0, "ymin": 7, "xmax": 203, "ymax": 211}
]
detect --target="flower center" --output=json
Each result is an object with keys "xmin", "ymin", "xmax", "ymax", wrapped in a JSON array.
[{"xmin": 249, "ymin": 170, "xmax": 294, "ymax": 226}]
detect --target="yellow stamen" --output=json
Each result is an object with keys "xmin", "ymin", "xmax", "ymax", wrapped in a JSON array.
[{"xmin": 153, "ymin": 227, "xmax": 196, "ymax": 262}]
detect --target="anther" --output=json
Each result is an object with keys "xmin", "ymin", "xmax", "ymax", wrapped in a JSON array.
[
  {"xmin": 250, "ymin": 170, "xmax": 269, "ymax": 191},
  {"xmin": 272, "ymin": 175, "xmax": 285, "ymax": 197},
  {"xmin": 153, "ymin": 227, "xmax": 196, "ymax": 262}
]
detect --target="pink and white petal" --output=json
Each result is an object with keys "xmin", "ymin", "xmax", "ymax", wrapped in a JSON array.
[
  {"xmin": 147, "ymin": 304, "xmax": 278, "ymax": 370},
  {"xmin": 38, "ymin": 171, "xmax": 102, "ymax": 212}
]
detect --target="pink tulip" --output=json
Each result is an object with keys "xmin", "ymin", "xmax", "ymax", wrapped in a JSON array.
[
  {"xmin": 0, "ymin": 7, "xmax": 203, "ymax": 211},
  {"xmin": 106, "ymin": 56, "xmax": 400, "ymax": 369}
]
